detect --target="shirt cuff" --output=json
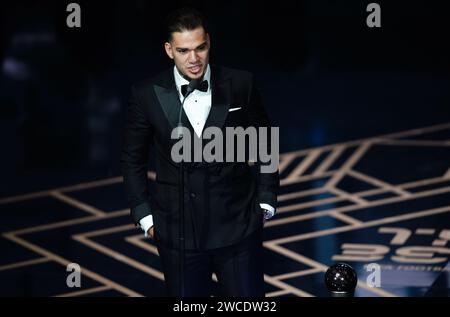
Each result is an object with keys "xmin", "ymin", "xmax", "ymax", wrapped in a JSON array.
[
  {"xmin": 260, "ymin": 203, "xmax": 275, "ymax": 219},
  {"xmin": 139, "ymin": 215, "xmax": 154, "ymax": 238}
]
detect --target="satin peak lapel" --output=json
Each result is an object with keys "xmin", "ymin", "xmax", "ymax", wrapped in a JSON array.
[
  {"xmin": 203, "ymin": 77, "xmax": 231, "ymax": 133},
  {"xmin": 153, "ymin": 84, "xmax": 181, "ymax": 130}
]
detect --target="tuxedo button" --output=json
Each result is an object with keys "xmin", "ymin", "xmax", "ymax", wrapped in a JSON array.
[{"xmin": 190, "ymin": 192, "xmax": 196, "ymax": 198}]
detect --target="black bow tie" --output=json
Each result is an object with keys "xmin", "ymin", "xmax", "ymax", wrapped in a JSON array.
[{"xmin": 181, "ymin": 80, "xmax": 209, "ymax": 97}]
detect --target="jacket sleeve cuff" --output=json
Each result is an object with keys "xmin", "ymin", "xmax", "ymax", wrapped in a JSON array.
[{"xmin": 130, "ymin": 201, "xmax": 152, "ymax": 225}]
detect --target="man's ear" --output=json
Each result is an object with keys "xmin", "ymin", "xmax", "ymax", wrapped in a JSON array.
[
  {"xmin": 206, "ymin": 33, "xmax": 211, "ymax": 47},
  {"xmin": 164, "ymin": 42, "xmax": 174, "ymax": 59}
]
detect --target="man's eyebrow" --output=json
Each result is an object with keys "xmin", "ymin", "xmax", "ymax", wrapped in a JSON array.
[{"xmin": 175, "ymin": 42, "xmax": 207, "ymax": 50}]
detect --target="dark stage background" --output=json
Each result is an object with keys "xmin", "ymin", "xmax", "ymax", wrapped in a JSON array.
[{"xmin": 1, "ymin": 0, "xmax": 448, "ymax": 196}]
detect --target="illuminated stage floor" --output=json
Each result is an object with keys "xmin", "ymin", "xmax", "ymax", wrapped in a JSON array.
[{"xmin": 1, "ymin": 123, "xmax": 450, "ymax": 297}]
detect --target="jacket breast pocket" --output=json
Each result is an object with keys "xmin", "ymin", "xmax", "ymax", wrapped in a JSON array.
[{"xmin": 225, "ymin": 105, "xmax": 248, "ymax": 127}]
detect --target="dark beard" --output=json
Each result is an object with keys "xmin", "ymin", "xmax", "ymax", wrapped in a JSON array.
[{"xmin": 176, "ymin": 65, "xmax": 205, "ymax": 82}]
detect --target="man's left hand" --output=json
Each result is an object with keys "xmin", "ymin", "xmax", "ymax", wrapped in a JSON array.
[{"xmin": 262, "ymin": 209, "xmax": 272, "ymax": 224}]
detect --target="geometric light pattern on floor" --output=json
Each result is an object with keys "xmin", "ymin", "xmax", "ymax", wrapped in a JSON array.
[{"xmin": 1, "ymin": 123, "xmax": 449, "ymax": 296}]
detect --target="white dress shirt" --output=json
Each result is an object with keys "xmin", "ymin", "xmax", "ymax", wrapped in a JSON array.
[
  {"xmin": 139, "ymin": 65, "xmax": 274, "ymax": 237},
  {"xmin": 174, "ymin": 64, "xmax": 212, "ymax": 138}
]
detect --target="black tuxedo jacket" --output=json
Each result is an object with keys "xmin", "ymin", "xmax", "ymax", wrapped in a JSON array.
[{"xmin": 121, "ymin": 65, "xmax": 279, "ymax": 250}]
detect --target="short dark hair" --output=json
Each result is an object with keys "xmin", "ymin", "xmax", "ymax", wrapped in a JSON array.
[{"xmin": 165, "ymin": 7, "xmax": 207, "ymax": 42}]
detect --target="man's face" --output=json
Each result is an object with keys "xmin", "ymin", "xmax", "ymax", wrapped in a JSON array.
[{"xmin": 164, "ymin": 26, "xmax": 210, "ymax": 80}]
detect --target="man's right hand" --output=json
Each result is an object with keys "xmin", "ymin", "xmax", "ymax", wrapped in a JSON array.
[{"xmin": 147, "ymin": 226, "xmax": 154, "ymax": 239}]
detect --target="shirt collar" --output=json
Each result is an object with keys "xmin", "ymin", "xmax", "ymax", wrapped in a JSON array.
[{"xmin": 173, "ymin": 64, "xmax": 211, "ymax": 94}]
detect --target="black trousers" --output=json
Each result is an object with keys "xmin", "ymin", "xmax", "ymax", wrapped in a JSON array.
[{"xmin": 156, "ymin": 228, "xmax": 264, "ymax": 297}]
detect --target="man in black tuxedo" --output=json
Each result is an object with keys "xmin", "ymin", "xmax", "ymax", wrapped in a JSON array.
[{"xmin": 121, "ymin": 7, "xmax": 279, "ymax": 297}]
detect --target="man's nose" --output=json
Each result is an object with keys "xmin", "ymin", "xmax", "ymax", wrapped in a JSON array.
[{"xmin": 188, "ymin": 50, "xmax": 199, "ymax": 63}]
